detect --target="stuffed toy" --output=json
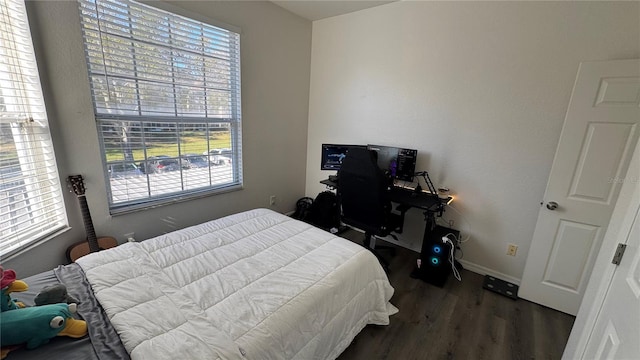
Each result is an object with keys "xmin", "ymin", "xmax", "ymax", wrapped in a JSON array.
[
  {"xmin": 0, "ymin": 303, "xmax": 87, "ymax": 350},
  {"xmin": 34, "ymin": 284, "xmax": 79, "ymax": 306},
  {"xmin": 0, "ymin": 267, "xmax": 27, "ymax": 312},
  {"xmin": 0, "ymin": 267, "xmax": 87, "ymax": 359}
]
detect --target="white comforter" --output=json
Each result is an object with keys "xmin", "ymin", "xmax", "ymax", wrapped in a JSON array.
[{"xmin": 77, "ymin": 208, "xmax": 397, "ymax": 360}]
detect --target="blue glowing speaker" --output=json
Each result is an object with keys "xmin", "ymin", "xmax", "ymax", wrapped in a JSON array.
[{"xmin": 412, "ymin": 225, "xmax": 459, "ymax": 287}]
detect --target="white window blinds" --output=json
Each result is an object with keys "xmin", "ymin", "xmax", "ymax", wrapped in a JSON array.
[
  {"xmin": 0, "ymin": 0, "xmax": 67, "ymax": 256},
  {"xmin": 78, "ymin": 0, "xmax": 243, "ymax": 213}
]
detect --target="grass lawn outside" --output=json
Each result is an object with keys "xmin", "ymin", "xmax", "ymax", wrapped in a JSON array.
[{"xmin": 105, "ymin": 132, "xmax": 231, "ymax": 163}]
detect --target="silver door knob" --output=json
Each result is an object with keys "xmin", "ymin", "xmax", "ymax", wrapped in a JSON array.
[{"xmin": 546, "ymin": 201, "xmax": 559, "ymax": 210}]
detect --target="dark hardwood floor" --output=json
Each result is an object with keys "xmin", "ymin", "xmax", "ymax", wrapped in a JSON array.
[{"xmin": 337, "ymin": 231, "xmax": 575, "ymax": 360}]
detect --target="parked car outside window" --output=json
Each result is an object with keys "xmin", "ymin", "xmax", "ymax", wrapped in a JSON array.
[
  {"xmin": 107, "ymin": 162, "xmax": 142, "ymax": 179},
  {"xmin": 203, "ymin": 148, "xmax": 232, "ymax": 165},
  {"xmin": 183, "ymin": 154, "xmax": 209, "ymax": 168},
  {"xmin": 139, "ymin": 155, "xmax": 191, "ymax": 173},
  {"xmin": 158, "ymin": 159, "xmax": 180, "ymax": 172},
  {"xmin": 138, "ymin": 159, "xmax": 158, "ymax": 174}
]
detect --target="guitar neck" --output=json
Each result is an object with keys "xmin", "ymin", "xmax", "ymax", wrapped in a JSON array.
[{"xmin": 77, "ymin": 194, "xmax": 100, "ymax": 253}]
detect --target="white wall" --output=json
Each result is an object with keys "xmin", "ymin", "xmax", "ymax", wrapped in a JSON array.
[
  {"xmin": 305, "ymin": 1, "xmax": 640, "ymax": 282},
  {"xmin": 4, "ymin": 0, "xmax": 311, "ymax": 277}
]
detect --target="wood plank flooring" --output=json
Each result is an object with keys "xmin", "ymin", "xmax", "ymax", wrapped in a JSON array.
[{"xmin": 337, "ymin": 231, "xmax": 575, "ymax": 360}]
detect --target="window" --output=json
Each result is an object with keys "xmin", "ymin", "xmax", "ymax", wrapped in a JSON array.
[
  {"xmin": 78, "ymin": 0, "xmax": 242, "ymax": 213},
  {"xmin": 0, "ymin": 0, "xmax": 68, "ymax": 256}
]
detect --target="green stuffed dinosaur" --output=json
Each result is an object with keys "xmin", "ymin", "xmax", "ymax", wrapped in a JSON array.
[
  {"xmin": 0, "ymin": 267, "xmax": 87, "ymax": 359},
  {"xmin": 0, "ymin": 303, "xmax": 87, "ymax": 350}
]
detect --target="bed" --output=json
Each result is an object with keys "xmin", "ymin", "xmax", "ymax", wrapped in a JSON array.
[{"xmin": 6, "ymin": 208, "xmax": 397, "ymax": 359}]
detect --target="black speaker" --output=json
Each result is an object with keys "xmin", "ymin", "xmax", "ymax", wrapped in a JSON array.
[{"xmin": 411, "ymin": 225, "xmax": 460, "ymax": 287}]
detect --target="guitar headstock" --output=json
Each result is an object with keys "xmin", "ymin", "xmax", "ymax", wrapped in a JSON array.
[{"xmin": 67, "ymin": 175, "xmax": 86, "ymax": 196}]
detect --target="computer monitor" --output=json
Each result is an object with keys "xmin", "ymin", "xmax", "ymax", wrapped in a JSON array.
[
  {"xmin": 367, "ymin": 144, "xmax": 418, "ymax": 182},
  {"xmin": 320, "ymin": 144, "xmax": 365, "ymax": 171},
  {"xmin": 396, "ymin": 148, "xmax": 419, "ymax": 181}
]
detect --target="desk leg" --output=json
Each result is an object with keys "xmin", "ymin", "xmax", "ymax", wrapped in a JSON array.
[
  {"xmin": 424, "ymin": 211, "xmax": 437, "ymax": 245},
  {"xmin": 418, "ymin": 211, "xmax": 437, "ymax": 258},
  {"xmin": 410, "ymin": 211, "xmax": 436, "ymax": 278}
]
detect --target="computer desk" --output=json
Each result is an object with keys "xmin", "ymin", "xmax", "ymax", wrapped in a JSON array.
[{"xmin": 320, "ymin": 178, "xmax": 452, "ymax": 245}]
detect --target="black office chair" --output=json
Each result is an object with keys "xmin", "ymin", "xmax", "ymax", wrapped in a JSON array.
[{"xmin": 338, "ymin": 147, "xmax": 406, "ymax": 271}]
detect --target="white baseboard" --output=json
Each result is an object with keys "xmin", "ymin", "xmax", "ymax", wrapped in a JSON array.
[{"xmin": 457, "ymin": 259, "xmax": 521, "ymax": 285}]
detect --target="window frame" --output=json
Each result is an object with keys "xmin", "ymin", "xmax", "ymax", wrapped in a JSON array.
[
  {"xmin": 0, "ymin": 0, "xmax": 68, "ymax": 257},
  {"xmin": 77, "ymin": 0, "xmax": 243, "ymax": 214}
]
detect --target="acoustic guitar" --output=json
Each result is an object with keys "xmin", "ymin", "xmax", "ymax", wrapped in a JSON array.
[{"xmin": 66, "ymin": 175, "xmax": 117, "ymax": 262}]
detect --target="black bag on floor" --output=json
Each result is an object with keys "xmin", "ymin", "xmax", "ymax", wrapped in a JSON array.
[
  {"xmin": 292, "ymin": 197, "xmax": 314, "ymax": 221},
  {"xmin": 307, "ymin": 191, "xmax": 340, "ymax": 230}
]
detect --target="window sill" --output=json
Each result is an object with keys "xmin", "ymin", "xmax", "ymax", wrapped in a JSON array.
[
  {"xmin": 109, "ymin": 184, "xmax": 243, "ymax": 216},
  {"xmin": 1, "ymin": 226, "xmax": 71, "ymax": 261}
]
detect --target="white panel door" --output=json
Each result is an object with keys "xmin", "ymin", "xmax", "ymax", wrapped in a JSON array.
[
  {"xmin": 582, "ymin": 190, "xmax": 640, "ymax": 358},
  {"xmin": 519, "ymin": 59, "xmax": 640, "ymax": 315}
]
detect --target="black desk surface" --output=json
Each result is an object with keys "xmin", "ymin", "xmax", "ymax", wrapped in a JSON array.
[
  {"xmin": 320, "ymin": 178, "xmax": 449, "ymax": 212},
  {"xmin": 388, "ymin": 186, "xmax": 443, "ymax": 211},
  {"xmin": 319, "ymin": 178, "xmax": 337, "ymax": 187}
]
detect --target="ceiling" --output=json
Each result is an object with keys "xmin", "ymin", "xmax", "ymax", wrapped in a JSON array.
[{"xmin": 271, "ymin": 0, "xmax": 397, "ymax": 21}]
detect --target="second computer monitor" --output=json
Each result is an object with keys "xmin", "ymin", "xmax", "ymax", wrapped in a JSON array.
[{"xmin": 367, "ymin": 144, "xmax": 418, "ymax": 182}]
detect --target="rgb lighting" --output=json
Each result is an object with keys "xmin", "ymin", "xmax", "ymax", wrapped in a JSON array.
[
  {"xmin": 430, "ymin": 257, "xmax": 440, "ymax": 266},
  {"xmin": 432, "ymin": 245, "xmax": 442, "ymax": 254}
]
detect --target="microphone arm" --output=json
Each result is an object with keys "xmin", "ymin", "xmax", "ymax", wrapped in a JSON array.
[{"xmin": 414, "ymin": 170, "xmax": 445, "ymax": 218}]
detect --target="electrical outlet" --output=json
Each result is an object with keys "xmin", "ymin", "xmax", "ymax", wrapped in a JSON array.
[
  {"xmin": 124, "ymin": 232, "xmax": 136, "ymax": 242},
  {"xmin": 507, "ymin": 243, "xmax": 518, "ymax": 256},
  {"xmin": 269, "ymin": 195, "xmax": 276, "ymax": 206}
]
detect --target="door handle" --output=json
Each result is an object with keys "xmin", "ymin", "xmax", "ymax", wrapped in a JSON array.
[{"xmin": 546, "ymin": 201, "xmax": 559, "ymax": 210}]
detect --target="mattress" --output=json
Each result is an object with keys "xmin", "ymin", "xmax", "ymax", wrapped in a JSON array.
[{"xmin": 74, "ymin": 208, "xmax": 397, "ymax": 359}]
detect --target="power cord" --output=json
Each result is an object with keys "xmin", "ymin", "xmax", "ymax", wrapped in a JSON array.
[
  {"xmin": 441, "ymin": 231, "xmax": 464, "ymax": 259},
  {"xmin": 438, "ymin": 204, "xmax": 471, "ymax": 243},
  {"xmin": 442, "ymin": 235, "xmax": 461, "ymax": 281}
]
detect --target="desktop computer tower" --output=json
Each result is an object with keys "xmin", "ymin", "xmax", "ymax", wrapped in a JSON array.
[{"xmin": 411, "ymin": 225, "xmax": 460, "ymax": 287}]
